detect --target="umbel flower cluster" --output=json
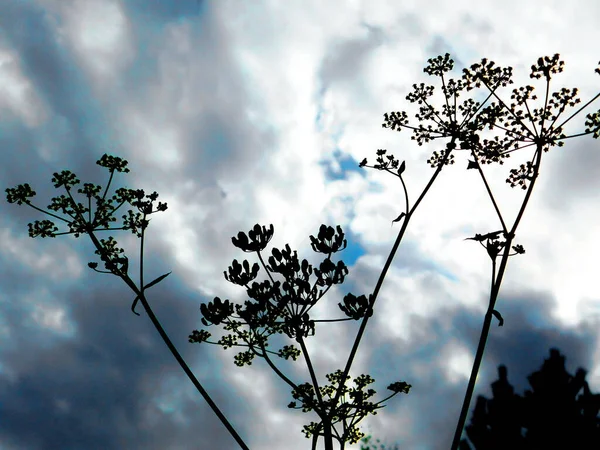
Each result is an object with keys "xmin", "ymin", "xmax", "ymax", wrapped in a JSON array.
[
  {"xmin": 189, "ymin": 223, "xmax": 411, "ymax": 444},
  {"xmin": 4, "ymin": 53, "xmax": 599, "ymax": 450}
]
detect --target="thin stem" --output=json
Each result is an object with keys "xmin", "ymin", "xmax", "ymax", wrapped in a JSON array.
[
  {"xmin": 450, "ymin": 144, "xmax": 543, "ymax": 449},
  {"xmin": 136, "ymin": 290, "xmax": 250, "ymax": 450},
  {"xmin": 555, "ymin": 91, "xmax": 600, "ymax": 132},
  {"xmin": 257, "ymin": 338, "xmax": 302, "ymax": 395},
  {"xmin": 63, "ymin": 194, "xmax": 249, "ymax": 450},
  {"xmin": 558, "ymin": 130, "xmax": 598, "ymax": 140},
  {"xmin": 469, "ymin": 150, "xmax": 508, "ymax": 234},
  {"xmin": 297, "ymin": 334, "xmax": 325, "ymax": 407},
  {"xmin": 540, "ymin": 78, "xmax": 551, "ymax": 134},
  {"xmin": 297, "ymin": 334, "xmax": 333, "ymax": 450},
  {"xmin": 478, "ymin": 76, "xmax": 536, "ymax": 140},
  {"xmin": 523, "ymin": 98, "xmax": 539, "ymax": 138},
  {"xmin": 92, "ymin": 239, "xmax": 249, "ymax": 449},
  {"xmin": 139, "ymin": 214, "xmax": 146, "ymax": 296},
  {"xmin": 449, "ymin": 237, "xmax": 511, "ymax": 450},
  {"xmin": 328, "ymin": 138, "xmax": 456, "ymax": 421}
]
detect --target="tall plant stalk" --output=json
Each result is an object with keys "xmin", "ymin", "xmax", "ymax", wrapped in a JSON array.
[{"xmin": 5, "ymin": 54, "xmax": 599, "ymax": 450}]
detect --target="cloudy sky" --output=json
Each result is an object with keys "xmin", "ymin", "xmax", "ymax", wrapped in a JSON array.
[{"xmin": 1, "ymin": 1, "xmax": 599, "ymax": 449}]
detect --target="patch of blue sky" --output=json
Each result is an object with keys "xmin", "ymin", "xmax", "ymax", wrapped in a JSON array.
[
  {"xmin": 312, "ymin": 98, "xmax": 368, "ymax": 267},
  {"xmin": 339, "ymin": 223, "xmax": 366, "ymax": 268},
  {"xmin": 314, "ymin": 152, "xmax": 455, "ymax": 279},
  {"xmin": 321, "ymin": 148, "xmax": 364, "ymax": 182},
  {"xmin": 311, "ymin": 152, "xmax": 366, "ymax": 267}
]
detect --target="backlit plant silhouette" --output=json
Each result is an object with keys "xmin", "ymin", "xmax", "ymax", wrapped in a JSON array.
[
  {"xmin": 369, "ymin": 53, "xmax": 599, "ymax": 450},
  {"xmin": 5, "ymin": 53, "xmax": 599, "ymax": 449},
  {"xmin": 190, "ymin": 222, "xmax": 411, "ymax": 449}
]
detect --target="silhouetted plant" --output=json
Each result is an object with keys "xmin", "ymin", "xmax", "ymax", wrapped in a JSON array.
[
  {"xmin": 459, "ymin": 348, "xmax": 600, "ymax": 450},
  {"xmin": 355, "ymin": 53, "xmax": 599, "ymax": 450},
  {"xmin": 439, "ymin": 54, "xmax": 600, "ymax": 450},
  {"xmin": 6, "ymin": 53, "xmax": 599, "ymax": 450},
  {"xmin": 4, "ymin": 154, "xmax": 250, "ymax": 450},
  {"xmin": 191, "ymin": 222, "xmax": 411, "ymax": 449}
]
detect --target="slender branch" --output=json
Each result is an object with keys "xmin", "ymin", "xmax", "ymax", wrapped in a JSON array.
[
  {"xmin": 478, "ymin": 76, "xmax": 536, "ymax": 140},
  {"xmin": 257, "ymin": 338, "xmax": 302, "ymax": 394},
  {"xmin": 297, "ymin": 334, "xmax": 334, "ymax": 450},
  {"xmin": 469, "ymin": 150, "xmax": 508, "ymax": 233},
  {"xmin": 558, "ymin": 130, "xmax": 598, "ymax": 140},
  {"xmin": 65, "ymin": 193, "xmax": 250, "ymax": 450},
  {"xmin": 450, "ymin": 144, "xmax": 544, "ymax": 449},
  {"xmin": 555, "ymin": 91, "xmax": 600, "ymax": 132},
  {"xmin": 328, "ymin": 138, "xmax": 456, "ymax": 421}
]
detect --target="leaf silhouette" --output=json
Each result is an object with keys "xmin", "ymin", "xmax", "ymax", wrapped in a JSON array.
[
  {"xmin": 143, "ymin": 271, "xmax": 172, "ymax": 291},
  {"xmin": 131, "ymin": 271, "xmax": 172, "ymax": 316},
  {"xmin": 491, "ymin": 309, "xmax": 504, "ymax": 327},
  {"xmin": 398, "ymin": 160, "xmax": 406, "ymax": 175},
  {"xmin": 391, "ymin": 212, "xmax": 406, "ymax": 227}
]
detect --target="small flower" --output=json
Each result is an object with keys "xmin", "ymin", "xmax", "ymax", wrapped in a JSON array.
[
  {"xmin": 512, "ymin": 244, "xmax": 526, "ymax": 254},
  {"xmin": 233, "ymin": 349, "xmax": 255, "ymax": 367},
  {"xmin": 96, "ymin": 153, "xmax": 130, "ymax": 173},
  {"xmin": 51, "ymin": 170, "xmax": 80, "ymax": 190},
  {"xmin": 232, "ymin": 224, "xmax": 274, "ymax": 252},
  {"xmin": 585, "ymin": 110, "xmax": 600, "ymax": 138},
  {"xmin": 423, "ymin": 53, "xmax": 454, "ymax": 77},
  {"xmin": 309, "ymin": 224, "xmax": 347, "ymax": 254},
  {"xmin": 314, "ymin": 258, "xmax": 348, "ymax": 286},
  {"xmin": 278, "ymin": 344, "xmax": 301, "ymax": 361},
  {"xmin": 77, "ymin": 183, "xmax": 103, "ymax": 198},
  {"xmin": 223, "ymin": 259, "xmax": 260, "ymax": 286},
  {"xmin": 387, "ymin": 381, "xmax": 412, "ymax": 394},
  {"xmin": 5, "ymin": 183, "xmax": 36, "ymax": 205},
  {"xmin": 27, "ymin": 220, "xmax": 59, "ymax": 238},
  {"xmin": 200, "ymin": 297, "xmax": 235, "ymax": 326},
  {"xmin": 530, "ymin": 54, "xmax": 564, "ymax": 81},
  {"xmin": 188, "ymin": 329, "xmax": 211, "ymax": 343},
  {"xmin": 338, "ymin": 293, "xmax": 373, "ymax": 320}
]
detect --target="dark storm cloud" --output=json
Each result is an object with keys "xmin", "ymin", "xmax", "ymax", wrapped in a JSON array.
[
  {"xmin": 0, "ymin": 2, "xmax": 115, "ymax": 169},
  {"xmin": 0, "ymin": 270, "xmax": 254, "ymax": 450},
  {"xmin": 0, "ymin": 2, "xmax": 254, "ymax": 447}
]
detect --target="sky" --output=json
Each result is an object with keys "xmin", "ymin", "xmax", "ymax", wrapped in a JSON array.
[{"xmin": 0, "ymin": 0, "xmax": 599, "ymax": 449}]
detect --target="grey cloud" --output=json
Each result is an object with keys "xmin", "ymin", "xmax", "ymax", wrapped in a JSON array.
[{"xmin": 319, "ymin": 23, "xmax": 386, "ymax": 88}]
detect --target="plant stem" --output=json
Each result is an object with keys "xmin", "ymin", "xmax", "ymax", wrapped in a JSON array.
[
  {"xmin": 450, "ymin": 144, "xmax": 543, "ymax": 449},
  {"xmin": 137, "ymin": 291, "xmax": 251, "ymax": 450},
  {"xmin": 329, "ymin": 140, "xmax": 456, "ymax": 423},
  {"xmin": 85, "ymin": 229, "xmax": 250, "ymax": 450},
  {"xmin": 449, "ymin": 244, "xmax": 510, "ymax": 450}
]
